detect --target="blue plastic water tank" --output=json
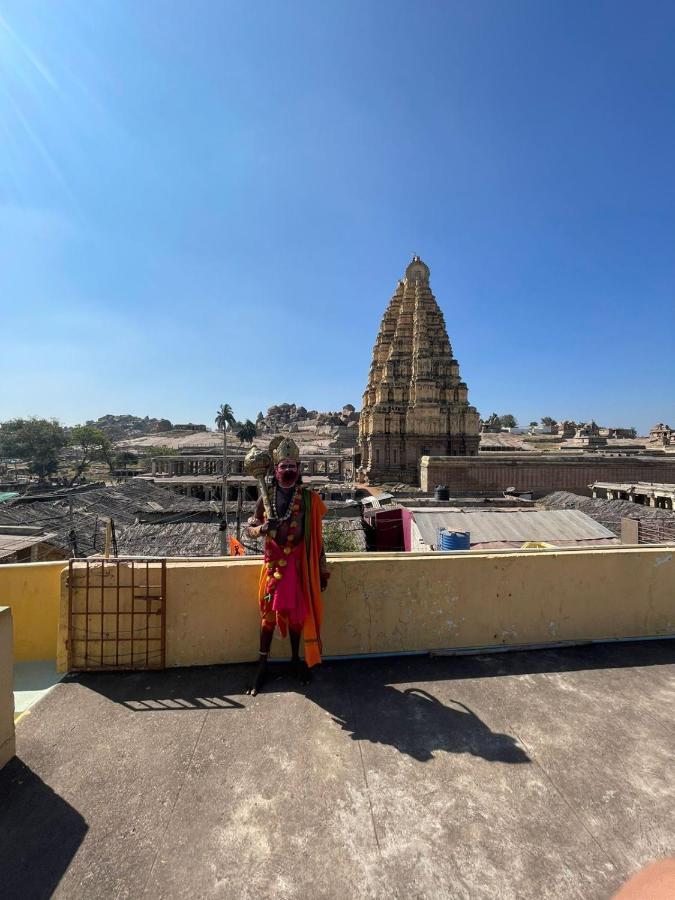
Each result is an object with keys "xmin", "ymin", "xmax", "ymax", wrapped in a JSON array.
[{"xmin": 437, "ymin": 528, "xmax": 470, "ymax": 551}]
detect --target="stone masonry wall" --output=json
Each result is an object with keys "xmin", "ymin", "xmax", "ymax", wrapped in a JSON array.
[{"xmin": 420, "ymin": 455, "xmax": 675, "ymax": 497}]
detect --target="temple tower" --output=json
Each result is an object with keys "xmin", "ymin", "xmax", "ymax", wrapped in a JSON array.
[{"xmin": 358, "ymin": 256, "xmax": 480, "ymax": 484}]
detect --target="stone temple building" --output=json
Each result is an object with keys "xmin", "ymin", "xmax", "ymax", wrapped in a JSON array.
[{"xmin": 359, "ymin": 256, "xmax": 480, "ymax": 484}]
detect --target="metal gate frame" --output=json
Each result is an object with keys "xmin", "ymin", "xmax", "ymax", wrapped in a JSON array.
[{"xmin": 67, "ymin": 557, "xmax": 166, "ymax": 672}]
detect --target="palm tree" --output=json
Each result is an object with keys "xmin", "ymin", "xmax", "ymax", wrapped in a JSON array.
[
  {"xmin": 215, "ymin": 403, "xmax": 236, "ymax": 432},
  {"xmin": 236, "ymin": 419, "xmax": 257, "ymax": 445},
  {"xmin": 215, "ymin": 403, "xmax": 236, "ymax": 553}
]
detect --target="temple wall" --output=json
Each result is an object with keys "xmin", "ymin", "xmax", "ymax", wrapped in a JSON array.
[{"xmin": 420, "ymin": 455, "xmax": 675, "ymax": 496}]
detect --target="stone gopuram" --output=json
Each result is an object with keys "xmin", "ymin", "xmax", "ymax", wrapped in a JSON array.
[{"xmin": 359, "ymin": 256, "xmax": 480, "ymax": 484}]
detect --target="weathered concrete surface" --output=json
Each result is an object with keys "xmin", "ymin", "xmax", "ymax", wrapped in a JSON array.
[
  {"xmin": 0, "ymin": 607, "xmax": 15, "ymax": 768},
  {"xmin": 1, "ymin": 641, "xmax": 674, "ymax": 899}
]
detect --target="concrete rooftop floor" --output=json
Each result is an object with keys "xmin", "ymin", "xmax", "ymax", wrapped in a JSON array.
[{"xmin": 1, "ymin": 641, "xmax": 674, "ymax": 900}]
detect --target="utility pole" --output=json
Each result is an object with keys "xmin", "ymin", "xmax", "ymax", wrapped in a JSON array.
[
  {"xmin": 236, "ymin": 482, "xmax": 243, "ymax": 541},
  {"xmin": 68, "ymin": 494, "xmax": 78, "ymax": 558},
  {"xmin": 220, "ymin": 423, "xmax": 229, "ymax": 556}
]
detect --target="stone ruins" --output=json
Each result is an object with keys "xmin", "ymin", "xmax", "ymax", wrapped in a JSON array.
[
  {"xmin": 649, "ymin": 423, "xmax": 673, "ymax": 447},
  {"xmin": 358, "ymin": 256, "xmax": 480, "ymax": 484}
]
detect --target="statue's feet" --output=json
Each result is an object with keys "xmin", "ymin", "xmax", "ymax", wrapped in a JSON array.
[
  {"xmin": 246, "ymin": 659, "xmax": 268, "ymax": 696},
  {"xmin": 292, "ymin": 659, "xmax": 312, "ymax": 686}
]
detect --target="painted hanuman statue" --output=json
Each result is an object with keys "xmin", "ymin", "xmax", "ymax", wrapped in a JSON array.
[{"xmin": 245, "ymin": 437, "xmax": 330, "ymax": 695}]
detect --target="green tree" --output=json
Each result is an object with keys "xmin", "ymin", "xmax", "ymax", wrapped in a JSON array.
[
  {"xmin": 96, "ymin": 436, "xmax": 118, "ymax": 472},
  {"xmin": 112, "ymin": 450, "xmax": 138, "ymax": 470},
  {"xmin": 0, "ymin": 418, "xmax": 67, "ymax": 480},
  {"xmin": 541, "ymin": 416, "xmax": 557, "ymax": 427},
  {"xmin": 215, "ymin": 404, "xmax": 236, "ymax": 433},
  {"xmin": 529, "ymin": 421, "xmax": 538, "ymax": 428},
  {"xmin": 500, "ymin": 414, "xmax": 517, "ymax": 429},
  {"xmin": 236, "ymin": 420, "xmax": 257, "ymax": 444},
  {"xmin": 68, "ymin": 425, "xmax": 112, "ymax": 484},
  {"xmin": 323, "ymin": 520, "xmax": 361, "ymax": 553}
]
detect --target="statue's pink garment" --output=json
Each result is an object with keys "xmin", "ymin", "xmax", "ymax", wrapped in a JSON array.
[{"xmin": 266, "ymin": 540, "xmax": 308, "ymax": 628}]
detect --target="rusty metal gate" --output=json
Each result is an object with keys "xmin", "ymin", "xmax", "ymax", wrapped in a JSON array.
[{"xmin": 67, "ymin": 558, "xmax": 166, "ymax": 671}]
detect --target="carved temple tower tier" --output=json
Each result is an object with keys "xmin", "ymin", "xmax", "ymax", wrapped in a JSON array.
[{"xmin": 358, "ymin": 256, "xmax": 480, "ymax": 484}]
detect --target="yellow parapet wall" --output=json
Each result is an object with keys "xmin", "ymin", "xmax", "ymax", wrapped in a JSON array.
[
  {"xmin": 48, "ymin": 547, "xmax": 675, "ymax": 672},
  {"xmin": 165, "ymin": 559, "xmax": 262, "ymax": 667},
  {"xmin": 0, "ymin": 607, "xmax": 16, "ymax": 768},
  {"xmin": 163, "ymin": 547, "xmax": 675, "ymax": 665},
  {"xmin": 0, "ymin": 562, "xmax": 65, "ymax": 662},
  {"xmin": 324, "ymin": 547, "xmax": 675, "ymax": 655}
]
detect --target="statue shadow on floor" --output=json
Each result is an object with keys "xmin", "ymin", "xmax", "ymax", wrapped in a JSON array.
[
  {"xmin": 73, "ymin": 660, "xmax": 528, "ymax": 764},
  {"xmin": 71, "ymin": 637, "xmax": 675, "ymax": 763},
  {"xmin": 307, "ymin": 681, "xmax": 530, "ymax": 765}
]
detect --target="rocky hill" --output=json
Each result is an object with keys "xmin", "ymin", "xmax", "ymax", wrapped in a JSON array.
[
  {"xmin": 256, "ymin": 403, "xmax": 358, "ymax": 434},
  {"xmin": 85, "ymin": 414, "xmax": 174, "ymax": 441}
]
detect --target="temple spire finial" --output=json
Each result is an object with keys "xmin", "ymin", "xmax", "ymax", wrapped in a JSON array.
[{"xmin": 404, "ymin": 254, "xmax": 429, "ymax": 284}]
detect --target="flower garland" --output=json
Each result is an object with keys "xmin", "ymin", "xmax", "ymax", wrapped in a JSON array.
[
  {"xmin": 271, "ymin": 484, "xmax": 302, "ymax": 522},
  {"xmin": 266, "ymin": 487, "xmax": 303, "ymax": 587}
]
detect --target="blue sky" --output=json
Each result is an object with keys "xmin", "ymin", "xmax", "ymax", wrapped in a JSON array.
[{"xmin": 1, "ymin": 0, "xmax": 674, "ymax": 433}]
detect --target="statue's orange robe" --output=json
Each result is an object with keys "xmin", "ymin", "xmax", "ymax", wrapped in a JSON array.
[{"xmin": 257, "ymin": 489, "xmax": 327, "ymax": 667}]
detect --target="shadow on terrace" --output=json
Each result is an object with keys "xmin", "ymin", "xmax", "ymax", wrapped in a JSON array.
[
  {"xmin": 68, "ymin": 634, "xmax": 675, "ymax": 766},
  {"xmin": 2, "ymin": 546, "xmax": 675, "ymax": 898},
  {"xmin": 0, "ymin": 759, "xmax": 88, "ymax": 899},
  {"xmin": 4, "ymin": 640, "xmax": 675, "ymax": 897},
  {"xmin": 71, "ymin": 657, "xmax": 531, "ymax": 765}
]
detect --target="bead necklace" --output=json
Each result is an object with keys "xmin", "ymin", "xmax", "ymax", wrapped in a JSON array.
[
  {"xmin": 266, "ymin": 488, "xmax": 303, "ymax": 586},
  {"xmin": 271, "ymin": 484, "xmax": 301, "ymax": 522}
]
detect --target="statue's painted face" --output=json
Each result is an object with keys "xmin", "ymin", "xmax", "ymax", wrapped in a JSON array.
[{"xmin": 275, "ymin": 459, "xmax": 299, "ymax": 488}]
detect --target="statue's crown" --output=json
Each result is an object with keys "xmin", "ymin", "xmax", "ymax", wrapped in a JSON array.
[{"xmin": 271, "ymin": 436, "xmax": 300, "ymax": 465}]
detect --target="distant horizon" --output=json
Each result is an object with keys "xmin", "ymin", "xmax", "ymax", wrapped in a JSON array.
[
  {"xmin": 2, "ymin": 2, "xmax": 673, "ymax": 435},
  {"xmin": 4, "ymin": 407, "xmax": 656, "ymax": 438}
]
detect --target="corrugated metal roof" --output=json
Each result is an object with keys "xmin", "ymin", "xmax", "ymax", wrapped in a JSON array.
[
  {"xmin": 537, "ymin": 491, "xmax": 675, "ymax": 536},
  {"xmin": 0, "ymin": 532, "xmax": 57, "ymax": 559},
  {"xmin": 411, "ymin": 509, "xmax": 615, "ymax": 548},
  {"xmin": 0, "ymin": 481, "xmax": 214, "ymax": 557},
  {"xmin": 116, "ymin": 522, "xmax": 226, "ymax": 557}
]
